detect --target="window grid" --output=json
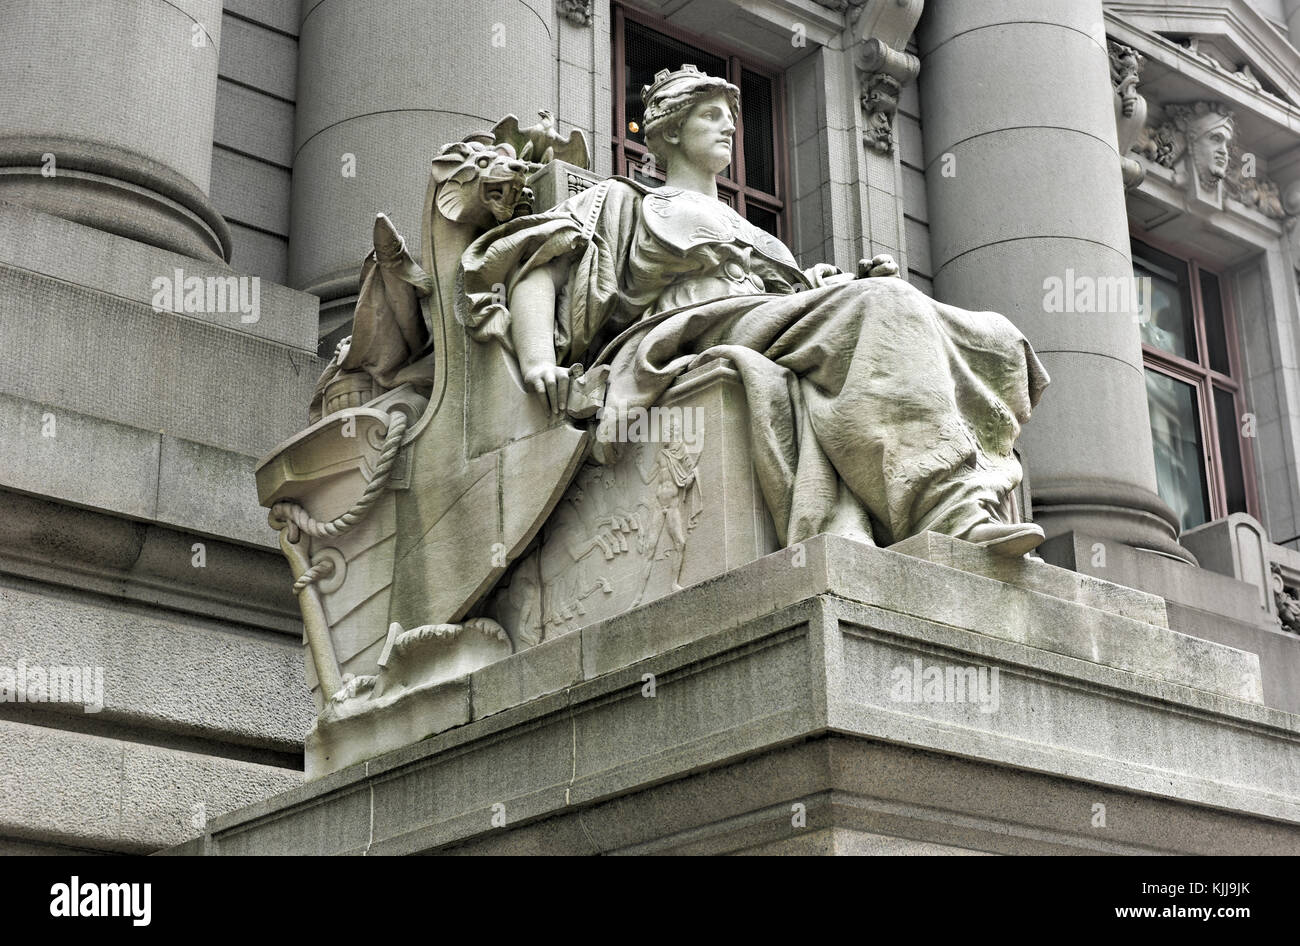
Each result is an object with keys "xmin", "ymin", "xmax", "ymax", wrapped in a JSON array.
[{"xmin": 1133, "ymin": 233, "xmax": 1259, "ymax": 526}]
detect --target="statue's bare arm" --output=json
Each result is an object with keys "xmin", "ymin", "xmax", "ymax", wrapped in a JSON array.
[{"xmin": 510, "ymin": 258, "xmax": 570, "ymax": 414}]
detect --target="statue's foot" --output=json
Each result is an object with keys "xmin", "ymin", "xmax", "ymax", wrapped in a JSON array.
[{"xmin": 961, "ymin": 521, "xmax": 1045, "ymax": 557}]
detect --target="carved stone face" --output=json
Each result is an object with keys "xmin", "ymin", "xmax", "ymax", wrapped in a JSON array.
[
  {"xmin": 1191, "ymin": 121, "xmax": 1232, "ymax": 185},
  {"xmin": 664, "ymin": 93, "xmax": 736, "ymax": 177}
]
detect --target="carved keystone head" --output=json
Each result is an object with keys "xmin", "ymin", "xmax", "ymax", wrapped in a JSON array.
[{"xmin": 1168, "ymin": 101, "xmax": 1235, "ymax": 188}]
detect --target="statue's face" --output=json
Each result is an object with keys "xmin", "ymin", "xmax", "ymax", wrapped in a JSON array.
[
  {"xmin": 1193, "ymin": 123, "xmax": 1232, "ymax": 182},
  {"xmin": 665, "ymin": 93, "xmax": 735, "ymax": 176}
]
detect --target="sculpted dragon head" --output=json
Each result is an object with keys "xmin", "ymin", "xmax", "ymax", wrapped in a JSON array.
[{"xmin": 429, "ymin": 136, "xmax": 533, "ymax": 231}]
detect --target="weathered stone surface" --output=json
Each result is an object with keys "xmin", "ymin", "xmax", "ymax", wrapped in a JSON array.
[
  {"xmin": 1040, "ymin": 529, "xmax": 1269, "ymax": 628},
  {"xmin": 0, "ymin": 392, "xmax": 281, "ymax": 550},
  {"xmin": 483, "ymin": 362, "xmax": 778, "ymax": 646},
  {"xmin": 304, "ymin": 674, "xmax": 472, "ymax": 778},
  {"xmin": 889, "ymin": 531, "xmax": 1169, "ymax": 627},
  {"xmin": 0, "ymin": 720, "xmax": 301, "ymax": 853},
  {"xmin": 0, "ymin": 489, "xmax": 297, "ymax": 633},
  {"xmin": 577, "ymin": 536, "xmax": 1260, "ymax": 702},
  {"xmin": 170, "ymin": 550, "xmax": 1300, "ymax": 854},
  {"xmin": 0, "ymin": 576, "xmax": 313, "ymax": 749}
]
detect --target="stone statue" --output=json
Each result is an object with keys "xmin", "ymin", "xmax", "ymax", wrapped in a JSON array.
[
  {"xmin": 492, "ymin": 110, "xmax": 590, "ymax": 169},
  {"xmin": 462, "ymin": 65, "xmax": 1047, "ymax": 556},
  {"xmin": 257, "ymin": 67, "xmax": 1049, "ymax": 763}
]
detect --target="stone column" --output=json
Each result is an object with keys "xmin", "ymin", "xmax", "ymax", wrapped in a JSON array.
[
  {"xmin": 292, "ymin": 0, "xmax": 558, "ymax": 338},
  {"xmin": 918, "ymin": 0, "xmax": 1192, "ymax": 562},
  {"xmin": 1286, "ymin": 0, "xmax": 1300, "ymax": 46},
  {"xmin": 0, "ymin": 0, "xmax": 229, "ymax": 261}
]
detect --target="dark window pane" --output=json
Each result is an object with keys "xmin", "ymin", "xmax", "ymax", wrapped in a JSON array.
[
  {"xmin": 741, "ymin": 69, "xmax": 775, "ymax": 194},
  {"xmin": 630, "ymin": 154, "xmax": 664, "ymax": 188},
  {"xmin": 1133, "ymin": 240, "xmax": 1196, "ymax": 362},
  {"xmin": 1200, "ymin": 269, "xmax": 1231, "ymax": 375},
  {"xmin": 746, "ymin": 203, "xmax": 779, "ymax": 238},
  {"xmin": 623, "ymin": 20, "xmax": 726, "ymax": 156},
  {"xmin": 1214, "ymin": 386, "xmax": 1249, "ymax": 514},
  {"xmin": 1145, "ymin": 369, "xmax": 1210, "ymax": 532}
]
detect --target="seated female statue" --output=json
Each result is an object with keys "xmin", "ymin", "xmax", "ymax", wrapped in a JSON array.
[{"xmin": 460, "ymin": 65, "xmax": 1049, "ymax": 557}]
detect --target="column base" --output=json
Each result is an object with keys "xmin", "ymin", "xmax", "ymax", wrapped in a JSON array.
[
  {"xmin": 0, "ymin": 136, "xmax": 230, "ymax": 262},
  {"xmin": 1030, "ymin": 479, "xmax": 1198, "ymax": 565}
]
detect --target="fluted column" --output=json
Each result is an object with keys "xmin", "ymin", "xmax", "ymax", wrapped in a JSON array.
[
  {"xmin": 918, "ymin": 0, "xmax": 1192, "ymax": 562},
  {"xmin": 291, "ymin": 0, "xmax": 559, "ymax": 335},
  {"xmin": 0, "ymin": 0, "xmax": 230, "ymax": 260}
]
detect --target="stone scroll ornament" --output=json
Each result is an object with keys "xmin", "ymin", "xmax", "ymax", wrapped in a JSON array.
[{"xmin": 256, "ymin": 66, "xmax": 1049, "ymax": 758}]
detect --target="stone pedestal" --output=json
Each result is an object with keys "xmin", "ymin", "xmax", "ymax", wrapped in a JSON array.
[{"xmin": 168, "ymin": 535, "xmax": 1300, "ymax": 855}]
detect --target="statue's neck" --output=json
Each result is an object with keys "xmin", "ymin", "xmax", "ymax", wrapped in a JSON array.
[{"xmin": 665, "ymin": 164, "xmax": 718, "ymax": 200}]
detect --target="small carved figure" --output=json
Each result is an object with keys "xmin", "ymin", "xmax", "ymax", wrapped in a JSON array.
[
  {"xmin": 1109, "ymin": 42, "xmax": 1144, "ymax": 118},
  {"xmin": 492, "ymin": 110, "xmax": 591, "ymax": 169},
  {"xmin": 634, "ymin": 422, "xmax": 703, "ymax": 598},
  {"xmin": 1184, "ymin": 104, "xmax": 1234, "ymax": 187},
  {"xmin": 861, "ymin": 72, "xmax": 902, "ymax": 153}
]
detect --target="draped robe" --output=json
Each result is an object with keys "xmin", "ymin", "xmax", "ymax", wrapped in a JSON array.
[{"xmin": 459, "ymin": 178, "xmax": 1048, "ymax": 547}]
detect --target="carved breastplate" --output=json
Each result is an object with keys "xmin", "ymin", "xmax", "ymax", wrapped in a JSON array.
[{"xmin": 641, "ymin": 189, "xmax": 799, "ymax": 271}]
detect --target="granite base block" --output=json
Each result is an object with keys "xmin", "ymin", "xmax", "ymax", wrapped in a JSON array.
[{"xmin": 169, "ymin": 535, "xmax": 1299, "ymax": 855}]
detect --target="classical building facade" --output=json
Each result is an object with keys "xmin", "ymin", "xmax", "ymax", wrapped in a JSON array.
[{"xmin": 3, "ymin": 0, "xmax": 1300, "ymax": 854}]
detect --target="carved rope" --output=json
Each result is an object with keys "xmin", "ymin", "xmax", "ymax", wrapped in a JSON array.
[{"xmin": 269, "ymin": 408, "xmax": 410, "ymax": 549}]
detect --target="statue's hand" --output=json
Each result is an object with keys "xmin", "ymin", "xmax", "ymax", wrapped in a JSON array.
[
  {"xmin": 857, "ymin": 254, "xmax": 900, "ymax": 278},
  {"xmin": 523, "ymin": 363, "xmax": 571, "ymax": 416},
  {"xmin": 803, "ymin": 263, "xmax": 848, "ymax": 288}
]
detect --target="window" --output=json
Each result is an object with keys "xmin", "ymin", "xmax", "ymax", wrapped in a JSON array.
[
  {"xmin": 611, "ymin": 5, "xmax": 788, "ymax": 239},
  {"xmin": 1133, "ymin": 237, "xmax": 1257, "ymax": 532}
]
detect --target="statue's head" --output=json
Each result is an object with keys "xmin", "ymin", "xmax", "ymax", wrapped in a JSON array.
[
  {"xmin": 641, "ymin": 65, "xmax": 739, "ymax": 175},
  {"xmin": 1170, "ymin": 101, "xmax": 1234, "ymax": 187}
]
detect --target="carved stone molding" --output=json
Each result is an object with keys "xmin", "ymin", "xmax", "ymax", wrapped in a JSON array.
[
  {"xmin": 1272, "ymin": 563, "xmax": 1300, "ymax": 634},
  {"xmin": 1133, "ymin": 99, "xmax": 1292, "ymax": 220},
  {"xmin": 1174, "ymin": 34, "xmax": 1291, "ymax": 106},
  {"xmin": 850, "ymin": 0, "xmax": 924, "ymax": 155},
  {"xmin": 1135, "ymin": 100, "xmax": 1235, "ymax": 207},
  {"xmin": 557, "ymin": 0, "xmax": 592, "ymax": 26},
  {"xmin": 1108, "ymin": 41, "xmax": 1147, "ymax": 190}
]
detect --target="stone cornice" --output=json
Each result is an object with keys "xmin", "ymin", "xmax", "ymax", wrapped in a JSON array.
[{"xmin": 1105, "ymin": 0, "xmax": 1300, "ymax": 106}]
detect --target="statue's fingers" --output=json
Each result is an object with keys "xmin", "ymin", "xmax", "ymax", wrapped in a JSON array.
[
  {"xmin": 543, "ymin": 373, "xmax": 559, "ymax": 414},
  {"xmin": 556, "ymin": 372, "xmax": 570, "ymax": 415}
]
